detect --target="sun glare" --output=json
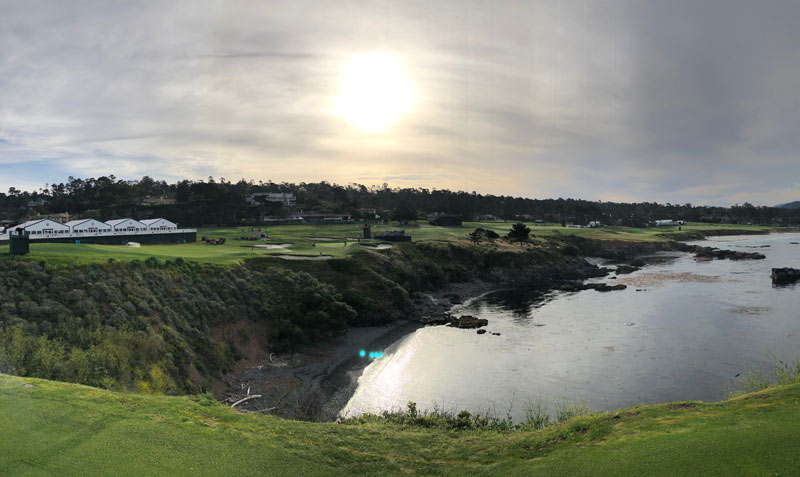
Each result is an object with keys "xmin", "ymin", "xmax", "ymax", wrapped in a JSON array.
[{"xmin": 335, "ymin": 53, "xmax": 414, "ymax": 133}]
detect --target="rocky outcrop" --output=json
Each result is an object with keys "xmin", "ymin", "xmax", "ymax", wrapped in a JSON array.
[
  {"xmin": 449, "ymin": 315, "xmax": 489, "ymax": 329},
  {"xmin": 692, "ymin": 247, "xmax": 766, "ymax": 261},
  {"xmin": 615, "ymin": 265, "xmax": 640, "ymax": 275},
  {"xmin": 558, "ymin": 282, "xmax": 627, "ymax": 292},
  {"xmin": 771, "ymin": 268, "xmax": 800, "ymax": 286},
  {"xmin": 418, "ymin": 313, "xmax": 490, "ymax": 329},
  {"xmin": 593, "ymin": 283, "xmax": 627, "ymax": 292}
]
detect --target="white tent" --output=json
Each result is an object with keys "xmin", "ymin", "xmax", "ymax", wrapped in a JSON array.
[
  {"xmin": 105, "ymin": 218, "xmax": 146, "ymax": 232},
  {"xmin": 141, "ymin": 218, "xmax": 178, "ymax": 231},
  {"xmin": 8, "ymin": 219, "xmax": 70, "ymax": 236},
  {"xmin": 66, "ymin": 218, "xmax": 112, "ymax": 233}
]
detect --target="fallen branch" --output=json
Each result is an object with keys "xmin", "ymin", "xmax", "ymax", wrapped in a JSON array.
[{"xmin": 231, "ymin": 394, "xmax": 263, "ymax": 408}]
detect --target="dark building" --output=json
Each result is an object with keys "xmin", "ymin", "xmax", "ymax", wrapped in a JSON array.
[
  {"xmin": 429, "ymin": 215, "xmax": 463, "ymax": 227},
  {"xmin": 9, "ymin": 229, "xmax": 30, "ymax": 255},
  {"xmin": 375, "ymin": 230, "xmax": 412, "ymax": 242}
]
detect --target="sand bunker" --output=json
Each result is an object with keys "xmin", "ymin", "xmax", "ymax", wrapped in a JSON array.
[
  {"xmin": 252, "ymin": 243, "xmax": 293, "ymax": 249},
  {"xmin": 619, "ymin": 271, "xmax": 720, "ymax": 288},
  {"xmin": 360, "ymin": 243, "xmax": 393, "ymax": 249},
  {"xmin": 275, "ymin": 254, "xmax": 333, "ymax": 260}
]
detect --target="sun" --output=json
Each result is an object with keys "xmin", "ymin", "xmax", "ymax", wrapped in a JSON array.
[{"xmin": 335, "ymin": 53, "xmax": 414, "ymax": 133}]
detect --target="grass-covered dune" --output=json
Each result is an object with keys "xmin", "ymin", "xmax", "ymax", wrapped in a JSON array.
[{"xmin": 2, "ymin": 373, "xmax": 799, "ymax": 475}]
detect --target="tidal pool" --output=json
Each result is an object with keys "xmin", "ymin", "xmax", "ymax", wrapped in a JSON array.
[{"xmin": 341, "ymin": 233, "xmax": 800, "ymax": 421}]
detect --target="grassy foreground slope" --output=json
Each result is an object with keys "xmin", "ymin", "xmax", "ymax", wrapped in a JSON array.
[{"xmin": 2, "ymin": 374, "xmax": 799, "ymax": 476}]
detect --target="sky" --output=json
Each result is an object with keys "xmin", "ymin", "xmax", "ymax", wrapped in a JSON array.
[{"xmin": 2, "ymin": 0, "xmax": 800, "ymax": 206}]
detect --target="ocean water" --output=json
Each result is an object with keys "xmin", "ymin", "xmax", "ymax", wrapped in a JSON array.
[{"xmin": 341, "ymin": 233, "xmax": 800, "ymax": 421}]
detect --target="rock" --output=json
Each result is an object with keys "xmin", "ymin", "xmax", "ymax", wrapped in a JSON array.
[
  {"xmin": 449, "ymin": 315, "xmax": 489, "ymax": 329},
  {"xmin": 693, "ymin": 246, "xmax": 765, "ymax": 261},
  {"xmin": 594, "ymin": 283, "xmax": 627, "ymax": 292},
  {"xmin": 609, "ymin": 276, "xmax": 617, "ymax": 280},
  {"xmin": 477, "ymin": 329, "xmax": 487, "ymax": 335},
  {"xmin": 492, "ymin": 333, "xmax": 501, "ymax": 336},
  {"xmin": 615, "ymin": 265, "xmax": 640, "ymax": 275},
  {"xmin": 629, "ymin": 259, "xmax": 646, "ymax": 267},
  {"xmin": 557, "ymin": 282, "xmax": 627, "ymax": 292},
  {"xmin": 771, "ymin": 267, "xmax": 800, "ymax": 286},
  {"xmin": 419, "ymin": 313, "xmax": 453, "ymax": 325},
  {"xmin": 790, "ymin": 242, "xmax": 799, "ymax": 245}
]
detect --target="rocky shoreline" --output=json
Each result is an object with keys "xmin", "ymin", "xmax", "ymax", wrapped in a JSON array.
[{"xmin": 224, "ymin": 234, "xmax": 773, "ymax": 421}]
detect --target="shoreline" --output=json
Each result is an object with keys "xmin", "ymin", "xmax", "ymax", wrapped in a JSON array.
[
  {"xmin": 226, "ymin": 232, "xmax": 781, "ymax": 421},
  {"xmin": 228, "ymin": 279, "xmax": 514, "ymax": 421}
]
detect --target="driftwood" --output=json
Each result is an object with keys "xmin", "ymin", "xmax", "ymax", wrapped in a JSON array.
[{"xmin": 231, "ymin": 394, "xmax": 263, "ymax": 408}]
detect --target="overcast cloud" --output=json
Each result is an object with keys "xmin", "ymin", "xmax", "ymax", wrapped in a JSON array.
[{"xmin": 2, "ymin": 0, "xmax": 800, "ymax": 205}]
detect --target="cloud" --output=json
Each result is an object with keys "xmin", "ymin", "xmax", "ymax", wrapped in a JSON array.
[{"xmin": 1, "ymin": 0, "xmax": 799, "ymax": 205}]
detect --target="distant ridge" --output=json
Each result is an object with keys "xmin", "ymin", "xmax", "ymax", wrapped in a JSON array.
[{"xmin": 776, "ymin": 201, "xmax": 800, "ymax": 209}]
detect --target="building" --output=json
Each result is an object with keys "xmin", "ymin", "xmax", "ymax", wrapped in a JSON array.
[
  {"xmin": 106, "ymin": 218, "xmax": 147, "ymax": 232},
  {"xmin": 1, "ymin": 217, "xmax": 195, "ymax": 245},
  {"xmin": 66, "ymin": 218, "xmax": 112, "ymax": 234},
  {"xmin": 247, "ymin": 192, "xmax": 296, "ymax": 207},
  {"xmin": 8, "ymin": 219, "xmax": 70, "ymax": 236},
  {"xmin": 141, "ymin": 218, "xmax": 178, "ymax": 231},
  {"xmin": 140, "ymin": 196, "xmax": 176, "ymax": 207},
  {"xmin": 375, "ymin": 230, "xmax": 412, "ymax": 242}
]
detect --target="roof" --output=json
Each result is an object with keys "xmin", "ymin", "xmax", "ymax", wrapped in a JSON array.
[
  {"xmin": 140, "ymin": 218, "xmax": 176, "ymax": 225},
  {"xmin": 66, "ymin": 219, "xmax": 110, "ymax": 227},
  {"xmin": 106, "ymin": 218, "xmax": 144, "ymax": 226},
  {"xmin": 9, "ymin": 219, "xmax": 69, "ymax": 230}
]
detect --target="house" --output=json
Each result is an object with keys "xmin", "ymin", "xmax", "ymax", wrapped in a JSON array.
[
  {"xmin": 655, "ymin": 220, "xmax": 675, "ymax": 226},
  {"xmin": 66, "ymin": 218, "xmax": 112, "ymax": 234},
  {"xmin": 140, "ymin": 196, "xmax": 176, "ymax": 207},
  {"xmin": 106, "ymin": 218, "xmax": 147, "ymax": 232},
  {"xmin": 247, "ymin": 192, "xmax": 296, "ymax": 207},
  {"xmin": 8, "ymin": 219, "xmax": 70, "ymax": 236},
  {"xmin": 141, "ymin": 218, "xmax": 178, "ymax": 231}
]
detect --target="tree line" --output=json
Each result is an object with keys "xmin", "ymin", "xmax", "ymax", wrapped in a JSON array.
[{"xmin": 2, "ymin": 175, "xmax": 799, "ymax": 226}]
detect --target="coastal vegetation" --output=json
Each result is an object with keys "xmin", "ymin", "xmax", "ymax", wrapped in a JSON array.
[{"xmin": 0, "ymin": 259, "xmax": 361, "ymax": 393}]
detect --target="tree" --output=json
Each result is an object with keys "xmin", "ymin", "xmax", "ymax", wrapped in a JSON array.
[
  {"xmin": 391, "ymin": 206, "xmax": 417, "ymax": 224},
  {"xmin": 485, "ymin": 230, "xmax": 500, "ymax": 242},
  {"xmin": 469, "ymin": 228, "xmax": 485, "ymax": 245},
  {"xmin": 506, "ymin": 223, "xmax": 531, "ymax": 243}
]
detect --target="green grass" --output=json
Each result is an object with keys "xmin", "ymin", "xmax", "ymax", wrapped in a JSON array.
[
  {"xmin": 0, "ymin": 222, "xmax": 781, "ymax": 266},
  {"xmin": 1, "ymin": 373, "xmax": 799, "ymax": 475}
]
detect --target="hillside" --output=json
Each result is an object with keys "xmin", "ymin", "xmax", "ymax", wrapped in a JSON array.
[
  {"xmin": 1, "ymin": 373, "xmax": 799, "ymax": 475},
  {"xmin": 777, "ymin": 201, "xmax": 800, "ymax": 209}
]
